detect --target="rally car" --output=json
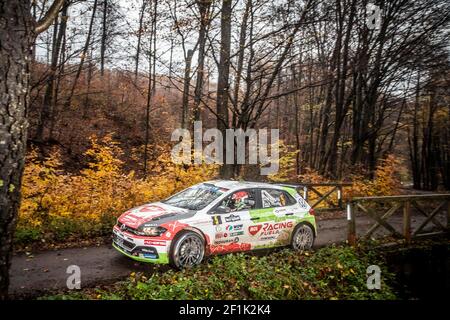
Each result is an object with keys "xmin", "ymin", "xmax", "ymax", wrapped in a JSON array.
[{"xmin": 112, "ymin": 180, "xmax": 316, "ymax": 268}]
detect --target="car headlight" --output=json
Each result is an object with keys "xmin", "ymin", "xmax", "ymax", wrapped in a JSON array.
[{"xmin": 141, "ymin": 226, "xmax": 167, "ymax": 237}]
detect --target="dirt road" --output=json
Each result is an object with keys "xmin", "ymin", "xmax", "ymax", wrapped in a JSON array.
[{"xmin": 9, "ymin": 212, "xmax": 444, "ymax": 297}]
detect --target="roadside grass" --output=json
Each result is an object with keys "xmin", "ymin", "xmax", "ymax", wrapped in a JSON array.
[{"xmin": 42, "ymin": 245, "xmax": 397, "ymax": 300}]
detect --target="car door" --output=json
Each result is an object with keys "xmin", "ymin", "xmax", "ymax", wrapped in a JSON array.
[
  {"xmin": 247, "ymin": 188, "xmax": 298, "ymax": 248},
  {"xmin": 207, "ymin": 189, "xmax": 258, "ymax": 254}
]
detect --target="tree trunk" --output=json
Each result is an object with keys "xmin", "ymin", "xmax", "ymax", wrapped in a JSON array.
[
  {"xmin": 143, "ymin": 64, "xmax": 152, "ymax": 177},
  {"xmin": 217, "ymin": 0, "xmax": 233, "ymax": 178},
  {"xmin": 100, "ymin": 0, "xmax": 107, "ymax": 76},
  {"xmin": 0, "ymin": 0, "xmax": 33, "ymax": 300},
  {"xmin": 0, "ymin": 0, "xmax": 64, "ymax": 299},
  {"xmin": 181, "ymin": 49, "xmax": 194, "ymax": 129},
  {"xmin": 36, "ymin": 2, "xmax": 68, "ymax": 141},
  {"xmin": 65, "ymin": 0, "xmax": 98, "ymax": 109},
  {"xmin": 134, "ymin": 0, "xmax": 147, "ymax": 81},
  {"xmin": 151, "ymin": 0, "xmax": 157, "ymax": 95},
  {"xmin": 35, "ymin": 15, "xmax": 59, "ymax": 142},
  {"xmin": 192, "ymin": 0, "xmax": 211, "ymax": 128}
]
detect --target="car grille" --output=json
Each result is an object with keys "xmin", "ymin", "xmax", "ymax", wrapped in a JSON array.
[
  {"xmin": 117, "ymin": 221, "xmax": 140, "ymax": 235},
  {"xmin": 113, "ymin": 233, "xmax": 135, "ymax": 251}
]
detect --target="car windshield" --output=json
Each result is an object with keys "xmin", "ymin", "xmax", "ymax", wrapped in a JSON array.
[{"xmin": 162, "ymin": 183, "xmax": 227, "ymax": 210}]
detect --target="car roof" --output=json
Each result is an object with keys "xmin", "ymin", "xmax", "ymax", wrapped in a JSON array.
[{"xmin": 204, "ymin": 180, "xmax": 290, "ymax": 192}]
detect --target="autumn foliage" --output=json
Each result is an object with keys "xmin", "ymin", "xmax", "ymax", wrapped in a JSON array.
[{"xmin": 16, "ymin": 135, "xmax": 218, "ymax": 244}]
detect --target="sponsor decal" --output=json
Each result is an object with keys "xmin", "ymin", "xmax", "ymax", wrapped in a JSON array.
[
  {"xmin": 224, "ymin": 214, "xmax": 240, "ymax": 223},
  {"xmin": 225, "ymin": 224, "xmax": 243, "ymax": 231},
  {"xmin": 214, "ymin": 236, "xmax": 239, "ymax": 245},
  {"xmin": 260, "ymin": 235, "xmax": 277, "ymax": 241},
  {"xmin": 260, "ymin": 221, "xmax": 293, "ymax": 236},
  {"xmin": 229, "ymin": 231, "xmax": 244, "ymax": 237},
  {"xmin": 142, "ymin": 253, "xmax": 158, "ymax": 259},
  {"xmin": 249, "ymin": 221, "xmax": 293, "ymax": 236},
  {"xmin": 215, "ymin": 232, "xmax": 228, "ymax": 239},
  {"xmin": 214, "ymin": 238, "xmax": 233, "ymax": 245},
  {"xmin": 212, "ymin": 215, "xmax": 222, "ymax": 225},
  {"xmin": 298, "ymin": 197, "xmax": 308, "ymax": 208},
  {"xmin": 215, "ymin": 226, "xmax": 223, "ymax": 232},
  {"xmin": 144, "ymin": 239, "xmax": 166, "ymax": 246},
  {"xmin": 249, "ymin": 225, "xmax": 263, "ymax": 236},
  {"xmin": 142, "ymin": 223, "xmax": 158, "ymax": 227}
]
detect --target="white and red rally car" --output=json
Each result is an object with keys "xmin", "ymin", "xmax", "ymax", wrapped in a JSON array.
[{"xmin": 112, "ymin": 180, "xmax": 316, "ymax": 268}]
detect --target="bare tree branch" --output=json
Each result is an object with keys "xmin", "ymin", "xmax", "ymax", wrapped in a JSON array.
[{"xmin": 34, "ymin": 0, "xmax": 65, "ymax": 34}]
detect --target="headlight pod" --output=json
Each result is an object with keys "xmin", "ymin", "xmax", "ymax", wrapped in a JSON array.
[{"xmin": 141, "ymin": 226, "xmax": 167, "ymax": 237}]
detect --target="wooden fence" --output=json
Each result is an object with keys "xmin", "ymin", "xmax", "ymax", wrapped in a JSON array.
[{"xmin": 347, "ymin": 194, "xmax": 450, "ymax": 245}]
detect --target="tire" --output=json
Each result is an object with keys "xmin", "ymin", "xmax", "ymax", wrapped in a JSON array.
[
  {"xmin": 291, "ymin": 223, "xmax": 315, "ymax": 251},
  {"xmin": 169, "ymin": 231, "xmax": 205, "ymax": 269}
]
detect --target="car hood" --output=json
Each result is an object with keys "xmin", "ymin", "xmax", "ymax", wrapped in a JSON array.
[{"xmin": 118, "ymin": 202, "xmax": 194, "ymax": 229}]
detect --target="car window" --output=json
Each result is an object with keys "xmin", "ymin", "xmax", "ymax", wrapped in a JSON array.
[
  {"xmin": 162, "ymin": 183, "xmax": 228, "ymax": 210},
  {"xmin": 261, "ymin": 189, "xmax": 296, "ymax": 208},
  {"xmin": 217, "ymin": 189, "xmax": 256, "ymax": 212}
]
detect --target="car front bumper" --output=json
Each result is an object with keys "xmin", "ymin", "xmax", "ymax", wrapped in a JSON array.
[{"xmin": 112, "ymin": 226, "xmax": 170, "ymax": 264}]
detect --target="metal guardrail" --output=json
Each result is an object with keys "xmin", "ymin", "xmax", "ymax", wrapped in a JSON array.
[{"xmin": 346, "ymin": 194, "xmax": 450, "ymax": 245}]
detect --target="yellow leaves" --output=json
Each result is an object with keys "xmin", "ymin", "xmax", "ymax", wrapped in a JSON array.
[
  {"xmin": 267, "ymin": 141, "xmax": 299, "ymax": 182},
  {"xmin": 83, "ymin": 134, "xmax": 124, "ymax": 177},
  {"xmin": 18, "ymin": 135, "xmax": 218, "ymax": 232},
  {"xmin": 348, "ymin": 155, "xmax": 400, "ymax": 198}
]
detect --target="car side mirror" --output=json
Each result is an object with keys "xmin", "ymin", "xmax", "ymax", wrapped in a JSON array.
[{"xmin": 215, "ymin": 205, "xmax": 231, "ymax": 214}]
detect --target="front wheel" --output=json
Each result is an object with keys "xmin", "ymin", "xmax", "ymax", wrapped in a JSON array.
[
  {"xmin": 291, "ymin": 224, "xmax": 315, "ymax": 251},
  {"xmin": 170, "ymin": 231, "xmax": 205, "ymax": 269}
]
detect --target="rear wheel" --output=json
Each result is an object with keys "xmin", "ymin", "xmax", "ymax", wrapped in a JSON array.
[
  {"xmin": 170, "ymin": 231, "xmax": 205, "ymax": 269},
  {"xmin": 291, "ymin": 224, "xmax": 314, "ymax": 250}
]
